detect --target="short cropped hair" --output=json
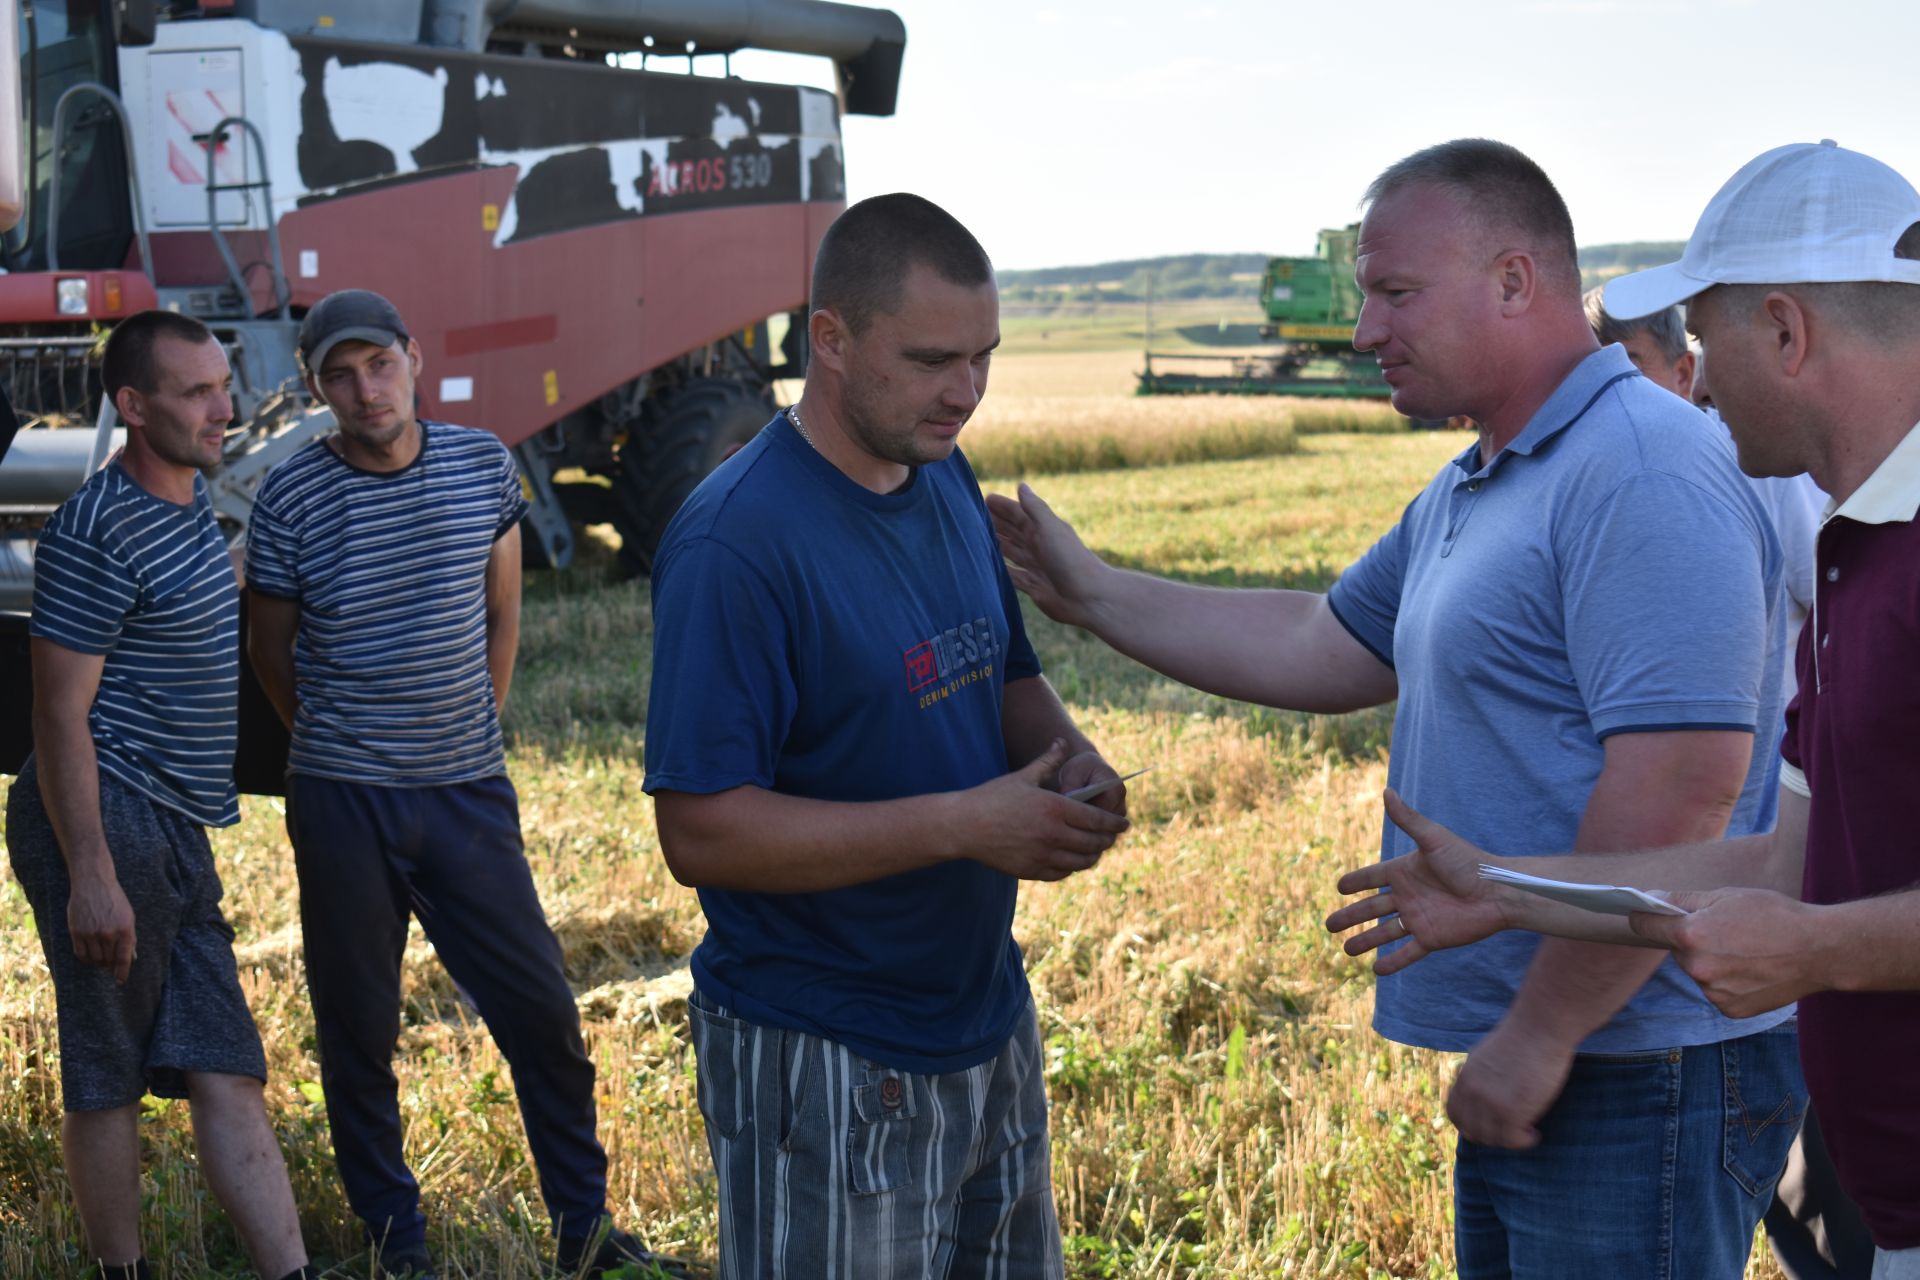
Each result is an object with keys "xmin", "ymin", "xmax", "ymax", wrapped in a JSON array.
[
  {"xmin": 1365, "ymin": 139, "xmax": 1582, "ymax": 296},
  {"xmin": 1584, "ymin": 286, "xmax": 1688, "ymax": 362},
  {"xmin": 811, "ymin": 193, "xmax": 993, "ymax": 334},
  {"xmin": 101, "ymin": 310, "xmax": 217, "ymax": 401},
  {"xmin": 1716, "ymin": 221, "xmax": 1920, "ymax": 344}
]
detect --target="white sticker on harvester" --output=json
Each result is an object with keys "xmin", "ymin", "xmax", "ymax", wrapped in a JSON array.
[
  {"xmin": 299, "ymin": 250, "xmax": 319, "ymax": 278},
  {"xmin": 439, "ymin": 376, "xmax": 475, "ymax": 402}
]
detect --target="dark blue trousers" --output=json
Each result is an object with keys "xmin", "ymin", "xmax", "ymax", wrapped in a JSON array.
[{"xmin": 286, "ymin": 774, "xmax": 606, "ymax": 1256}]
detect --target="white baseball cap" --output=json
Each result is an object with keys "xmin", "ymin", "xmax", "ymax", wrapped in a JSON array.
[{"xmin": 1604, "ymin": 140, "xmax": 1920, "ymax": 320}]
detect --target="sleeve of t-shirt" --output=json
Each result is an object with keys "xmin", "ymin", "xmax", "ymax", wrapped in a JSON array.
[
  {"xmin": 30, "ymin": 524, "xmax": 137, "ymax": 655},
  {"xmin": 1324, "ymin": 506, "xmax": 1412, "ymax": 669},
  {"xmin": 243, "ymin": 487, "xmax": 302, "ymax": 601},
  {"xmin": 642, "ymin": 535, "xmax": 800, "ymax": 795},
  {"xmin": 1562, "ymin": 471, "xmax": 1770, "ymax": 739},
  {"xmin": 997, "ymin": 550, "xmax": 1041, "ymax": 681},
  {"xmin": 497, "ymin": 445, "xmax": 530, "ymax": 539}
]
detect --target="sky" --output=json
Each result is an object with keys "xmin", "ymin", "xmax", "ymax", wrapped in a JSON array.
[{"xmin": 733, "ymin": 0, "xmax": 1920, "ymax": 271}]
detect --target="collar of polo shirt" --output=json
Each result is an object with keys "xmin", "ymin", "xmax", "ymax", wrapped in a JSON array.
[{"xmin": 1821, "ymin": 418, "xmax": 1920, "ymax": 526}]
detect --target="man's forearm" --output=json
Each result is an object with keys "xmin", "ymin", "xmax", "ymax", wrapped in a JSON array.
[
  {"xmin": 657, "ymin": 786, "xmax": 966, "ymax": 893},
  {"xmin": 1001, "ymin": 674, "xmax": 1094, "ymax": 769},
  {"xmin": 1487, "ymin": 830, "xmax": 1790, "ymax": 943},
  {"xmin": 486, "ymin": 612, "xmax": 517, "ymax": 712},
  {"xmin": 1078, "ymin": 568, "xmax": 1393, "ymax": 713},
  {"xmin": 31, "ymin": 709, "xmax": 113, "ymax": 879},
  {"xmin": 250, "ymin": 645, "xmax": 297, "ymax": 731},
  {"xmin": 1496, "ymin": 731, "xmax": 1758, "ymax": 1047},
  {"xmin": 1504, "ymin": 938, "xmax": 1669, "ymax": 1043},
  {"xmin": 485, "ymin": 528, "xmax": 521, "ymax": 713},
  {"xmin": 1824, "ymin": 890, "xmax": 1920, "ymax": 992}
]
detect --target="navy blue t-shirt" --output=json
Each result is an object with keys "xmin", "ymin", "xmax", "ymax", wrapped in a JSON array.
[{"xmin": 643, "ymin": 414, "xmax": 1042, "ymax": 1073}]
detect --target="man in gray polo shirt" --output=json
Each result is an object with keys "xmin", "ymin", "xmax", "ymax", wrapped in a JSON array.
[
  {"xmin": 1329, "ymin": 137, "xmax": 1920, "ymax": 1280},
  {"xmin": 992, "ymin": 138, "xmax": 1797, "ymax": 1276}
]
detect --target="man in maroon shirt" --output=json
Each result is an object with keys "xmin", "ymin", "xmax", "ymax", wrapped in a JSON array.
[{"xmin": 1325, "ymin": 139, "xmax": 1920, "ymax": 1277}]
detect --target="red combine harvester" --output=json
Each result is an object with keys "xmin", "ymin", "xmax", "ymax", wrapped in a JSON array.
[{"xmin": 0, "ymin": 0, "xmax": 905, "ymax": 786}]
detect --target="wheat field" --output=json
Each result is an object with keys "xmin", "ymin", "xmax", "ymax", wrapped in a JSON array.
[{"xmin": 0, "ymin": 346, "xmax": 1791, "ymax": 1277}]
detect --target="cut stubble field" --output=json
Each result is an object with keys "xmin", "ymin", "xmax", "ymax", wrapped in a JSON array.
[{"xmin": 0, "ymin": 342, "xmax": 1790, "ymax": 1277}]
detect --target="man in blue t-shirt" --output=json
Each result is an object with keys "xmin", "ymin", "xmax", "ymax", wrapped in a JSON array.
[
  {"xmin": 245, "ymin": 291, "xmax": 665, "ymax": 1280},
  {"xmin": 992, "ymin": 141, "xmax": 1801, "ymax": 1278},
  {"xmin": 7, "ymin": 310, "xmax": 313, "ymax": 1280},
  {"xmin": 645, "ymin": 194, "xmax": 1129, "ymax": 1279}
]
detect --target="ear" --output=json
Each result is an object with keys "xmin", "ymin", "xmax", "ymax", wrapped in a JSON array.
[
  {"xmin": 113, "ymin": 385, "xmax": 146, "ymax": 429},
  {"xmin": 1493, "ymin": 249, "xmax": 1537, "ymax": 316},
  {"xmin": 1672, "ymin": 350, "xmax": 1696, "ymax": 401},
  {"xmin": 807, "ymin": 307, "xmax": 851, "ymax": 376},
  {"xmin": 303, "ymin": 368, "xmax": 322, "ymax": 403},
  {"xmin": 1762, "ymin": 291, "xmax": 1811, "ymax": 377},
  {"xmin": 404, "ymin": 335, "xmax": 424, "ymax": 379}
]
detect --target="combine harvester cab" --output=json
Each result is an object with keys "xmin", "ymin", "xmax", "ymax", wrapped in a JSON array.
[
  {"xmin": 1138, "ymin": 223, "xmax": 1450, "ymax": 428},
  {"xmin": 0, "ymin": 0, "xmax": 905, "ymax": 785}
]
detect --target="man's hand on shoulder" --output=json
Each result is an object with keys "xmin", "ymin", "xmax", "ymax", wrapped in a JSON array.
[
  {"xmin": 68, "ymin": 867, "xmax": 137, "ymax": 983},
  {"xmin": 962, "ymin": 739, "xmax": 1130, "ymax": 881},
  {"xmin": 987, "ymin": 484, "xmax": 1112, "ymax": 630}
]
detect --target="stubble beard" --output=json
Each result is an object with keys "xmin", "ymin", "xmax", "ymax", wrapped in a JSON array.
[{"xmin": 842, "ymin": 381, "xmax": 952, "ymax": 471}]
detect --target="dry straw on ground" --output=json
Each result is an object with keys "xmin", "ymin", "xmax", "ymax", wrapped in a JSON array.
[{"xmin": 0, "ymin": 367, "xmax": 1788, "ymax": 1275}]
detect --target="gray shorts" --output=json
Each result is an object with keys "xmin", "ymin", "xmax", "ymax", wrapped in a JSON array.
[{"xmin": 5, "ymin": 756, "xmax": 267, "ymax": 1111}]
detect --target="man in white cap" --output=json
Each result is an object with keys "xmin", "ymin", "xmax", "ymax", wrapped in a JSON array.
[{"xmin": 1329, "ymin": 139, "xmax": 1920, "ymax": 1279}]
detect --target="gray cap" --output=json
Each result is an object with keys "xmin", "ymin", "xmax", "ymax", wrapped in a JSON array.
[{"xmin": 299, "ymin": 289, "xmax": 410, "ymax": 371}]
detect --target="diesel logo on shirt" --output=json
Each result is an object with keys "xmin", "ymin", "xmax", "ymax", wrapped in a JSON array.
[{"xmin": 904, "ymin": 618, "xmax": 999, "ymax": 699}]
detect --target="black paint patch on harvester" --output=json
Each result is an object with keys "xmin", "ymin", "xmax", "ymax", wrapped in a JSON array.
[{"xmin": 290, "ymin": 37, "xmax": 841, "ymax": 241}]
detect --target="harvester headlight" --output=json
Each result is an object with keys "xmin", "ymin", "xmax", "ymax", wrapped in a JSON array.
[{"xmin": 56, "ymin": 278, "xmax": 89, "ymax": 316}]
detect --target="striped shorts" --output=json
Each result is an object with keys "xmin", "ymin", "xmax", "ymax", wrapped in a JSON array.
[{"xmin": 688, "ymin": 992, "xmax": 1064, "ymax": 1280}]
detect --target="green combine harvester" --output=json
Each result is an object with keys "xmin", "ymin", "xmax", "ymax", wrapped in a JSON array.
[{"xmin": 1139, "ymin": 225, "xmax": 1442, "ymax": 425}]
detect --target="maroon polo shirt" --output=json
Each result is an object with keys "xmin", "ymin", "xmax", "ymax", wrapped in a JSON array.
[{"xmin": 1780, "ymin": 422, "xmax": 1920, "ymax": 1250}]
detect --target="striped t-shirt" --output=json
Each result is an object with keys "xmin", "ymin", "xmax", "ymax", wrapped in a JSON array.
[
  {"xmin": 244, "ymin": 421, "xmax": 528, "ymax": 785},
  {"xmin": 30, "ymin": 462, "xmax": 241, "ymax": 827}
]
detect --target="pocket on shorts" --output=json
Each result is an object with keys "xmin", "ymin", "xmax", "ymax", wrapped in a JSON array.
[
  {"xmin": 1721, "ymin": 1025, "xmax": 1807, "ymax": 1197},
  {"xmin": 687, "ymin": 993, "xmax": 751, "ymax": 1140},
  {"xmin": 847, "ymin": 1061, "xmax": 919, "ymax": 1196}
]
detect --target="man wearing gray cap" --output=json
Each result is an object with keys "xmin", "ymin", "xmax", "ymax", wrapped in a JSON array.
[
  {"xmin": 246, "ymin": 290, "xmax": 670, "ymax": 1278},
  {"xmin": 1330, "ymin": 140, "xmax": 1920, "ymax": 1279}
]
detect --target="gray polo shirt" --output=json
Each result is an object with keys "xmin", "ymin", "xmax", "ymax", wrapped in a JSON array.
[{"xmin": 1330, "ymin": 345, "xmax": 1791, "ymax": 1054}]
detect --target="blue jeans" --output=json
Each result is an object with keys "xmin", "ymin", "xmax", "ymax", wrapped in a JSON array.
[{"xmin": 1454, "ymin": 1022, "xmax": 1806, "ymax": 1279}]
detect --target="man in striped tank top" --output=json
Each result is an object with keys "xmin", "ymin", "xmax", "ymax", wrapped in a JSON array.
[
  {"xmin": 6, "ymin": 310, "xmax": 314, "ymax": 1280},
  {"xmin": 246, "ymin": 291, "xmax": 666, "ymax": 1280}
]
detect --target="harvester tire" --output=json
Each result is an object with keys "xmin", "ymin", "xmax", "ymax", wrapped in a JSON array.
[{"xmin": 613, "ymin": 377, "xmax": 774, "ymax": 576}]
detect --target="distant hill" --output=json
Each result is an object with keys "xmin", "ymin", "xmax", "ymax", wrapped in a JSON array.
[
  {"xmin": 1578, "ymin": 241, "xmax": 1687, "ymax": 292},
  {"xmin": 999, "ymin": 254, "xmax": 1268, "ymax": 303},
  {"xmin": 1002, "ymin": 243, "xmax": 1690, "ymax": 304}
]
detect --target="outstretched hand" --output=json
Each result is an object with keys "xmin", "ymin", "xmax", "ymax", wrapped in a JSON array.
[
  {"xmin": 986, "ymin": 484, "xmax": 1109, "ymax": 629},
  {"xmin": 1325, "ymin": 789, "xmax": 1510, "ymax": 975}
]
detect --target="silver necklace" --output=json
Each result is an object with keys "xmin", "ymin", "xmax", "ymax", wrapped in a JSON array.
[{"xmin": 787, "ymin": 403, "xmax": 815, "ymax": 450}]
